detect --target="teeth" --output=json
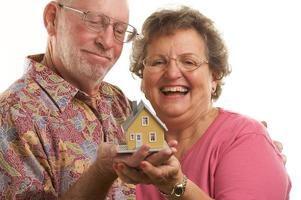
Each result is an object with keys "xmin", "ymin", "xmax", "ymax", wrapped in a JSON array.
[{"xmin": 161, "ymin": 86, "xmax": 188, "ymax": 93}]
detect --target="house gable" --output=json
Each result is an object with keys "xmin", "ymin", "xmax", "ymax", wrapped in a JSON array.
[
  {"xmin": 118, "ymin": 101, "xmax": 167, "ymax": 153},
  {"xmin": 126, "ymin": 108, "xmax": 165, "ymax": 150}
]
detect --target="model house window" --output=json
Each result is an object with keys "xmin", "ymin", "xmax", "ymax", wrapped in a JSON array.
[
  {"xmin": 130, "ymin": 133, "xmax": 135, "ymax": 140},
  {"xmin": 142, "ymin": 116, "xmax": 149, "ymax": 126},
  {"xmin": 149, "ymin": 132, "xmax": 157, "ymax": 142},
  {"xmin": 136, "ymin": 134, "xmax": 141, "ymax": 141}
]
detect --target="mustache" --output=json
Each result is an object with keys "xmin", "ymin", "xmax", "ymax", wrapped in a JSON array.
[
  {"xmin": 83, "ymin": 48, "xmax": 113, "ymax": 60},
  {"xmin": 82, "ymin": 43, "xmax": 114, "ymax": 60}
]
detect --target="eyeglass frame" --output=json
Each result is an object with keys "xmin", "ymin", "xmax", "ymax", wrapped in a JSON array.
[
  {"xmin": 57, "ymin": 3, "xmax": 138, "ymax": 43},
  {"xmin": 142, "ymin": 53, "xmax": 209, "ymax": 72}
]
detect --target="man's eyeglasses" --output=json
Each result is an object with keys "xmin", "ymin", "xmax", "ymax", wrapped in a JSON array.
[
  {"xmin": 143, "ymin": 54, "xmax": 208, "ymax": 72},
  {"xmin": 58, "ymin": 3, "xmax": 138, "ymax": 43}
]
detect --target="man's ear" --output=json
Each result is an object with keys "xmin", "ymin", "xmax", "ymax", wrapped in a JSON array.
[
  {"xmin": 140, "ymin": 79, "xmax": 145, "ymax": 93},
  {"xmin": 43, "ymin": 2, "xmax": 59, "ymax": 36}
]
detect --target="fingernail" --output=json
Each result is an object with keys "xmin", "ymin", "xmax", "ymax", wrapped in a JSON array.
[
  {"xmin": 118, "ymin": 163, "xmax": 124, "ymax": 170},
  {"xmin": 171, "ymin": 147, "xmax": 177, "ymax": 153},
  {"xmin": 113, "ymin": 163, "xmax": 118, "ymax": 170},
  {"xmin": 140, "ymin": 161, "xmax": 147, "ymax": 169}
]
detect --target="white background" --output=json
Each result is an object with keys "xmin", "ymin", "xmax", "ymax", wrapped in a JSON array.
[{"xmin": 0, "ymin": 0, "xmax": 300, "ymax": 198}]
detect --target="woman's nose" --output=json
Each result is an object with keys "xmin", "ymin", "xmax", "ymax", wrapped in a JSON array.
[{"xmin": 163, "ymin": 58, "xmax": 183, "ymax": 79}]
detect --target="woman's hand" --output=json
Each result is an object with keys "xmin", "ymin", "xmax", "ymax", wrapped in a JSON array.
[
  {"xmin": 115, "ymin": 153, "xmax": 184, "ymax": 193},
  {"xmin": 113, "ymin": 140, "xmax": 183, "ymax": 192}
]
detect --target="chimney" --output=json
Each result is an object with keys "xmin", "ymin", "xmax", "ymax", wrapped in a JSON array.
[{"xmin": 131, "ymin": 101, "xmax": 138, "ymax": 114}]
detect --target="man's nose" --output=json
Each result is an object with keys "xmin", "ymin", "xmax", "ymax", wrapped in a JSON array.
[{"xmin": 95, "ymin": 25, "xmax": 116, "ymax": 49}]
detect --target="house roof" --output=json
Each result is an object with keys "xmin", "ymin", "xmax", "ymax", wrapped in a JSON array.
[{"xmin": 122, "ymin": 100, "xmax": 168, "ymax": 131}]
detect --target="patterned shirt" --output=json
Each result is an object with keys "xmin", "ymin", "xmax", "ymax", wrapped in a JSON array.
[{"xmin": 0, "ymin": 54, "xmax": 135, "ymax": 199}]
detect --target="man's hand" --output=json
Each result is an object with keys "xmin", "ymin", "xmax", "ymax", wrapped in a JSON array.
[
  {"xmin": 93, "ymin": 143, "xmax": 120, "ymax": 182},
  {"xmin": 261, "ymin": 121, "xmax": 287, "ymax": 165},
  {"xmin": 273, "ymin": 140, "xmax": 287, "ymax": 164},
  {"xmin": 60, "ymin": 143, "xmax": 120, "ymax": 199}
]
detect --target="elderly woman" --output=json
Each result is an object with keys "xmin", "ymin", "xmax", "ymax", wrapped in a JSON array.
[{"xmin": 115, "ymin": 6, "xmax": 291, "ymax": 200}]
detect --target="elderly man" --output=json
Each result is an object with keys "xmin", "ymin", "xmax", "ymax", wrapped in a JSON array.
[{"xmin": 0, "ymin": 0, "xmax": 162, "ymax": 199}]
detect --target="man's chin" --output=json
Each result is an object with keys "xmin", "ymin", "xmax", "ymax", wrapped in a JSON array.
[{"xmin": 91, "ymin": 69, "xmax": 111, "ymax": 82}]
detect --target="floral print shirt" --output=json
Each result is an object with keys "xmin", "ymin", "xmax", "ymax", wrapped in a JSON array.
[{"xmin": 0, "ymin": 54, "xmax": 135, "ymax": 199}]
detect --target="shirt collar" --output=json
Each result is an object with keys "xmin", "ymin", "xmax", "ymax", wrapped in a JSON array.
[{"xmin": 25, "ymin": 54, "xmax": 79, "ymax": 112}]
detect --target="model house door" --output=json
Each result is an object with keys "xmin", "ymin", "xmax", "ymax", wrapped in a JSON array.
[{"xmin": 136, "ymin": 133, "xmax": 142, "ymax": 148}]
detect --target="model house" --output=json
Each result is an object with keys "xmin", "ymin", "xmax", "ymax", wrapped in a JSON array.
[{"xmin": 118, "ymin": 101, "xmax": 167, "ymax": 153}]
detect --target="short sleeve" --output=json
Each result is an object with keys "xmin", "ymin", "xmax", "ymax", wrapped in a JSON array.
[{"xmin": 214, "ymin": 133, "xmax": 290, "ymax": 200}]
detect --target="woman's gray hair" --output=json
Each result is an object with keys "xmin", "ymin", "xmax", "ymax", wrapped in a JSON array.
[{"xmin": 130, "ymin": 6, "xmax": 231, "ymax": 100}]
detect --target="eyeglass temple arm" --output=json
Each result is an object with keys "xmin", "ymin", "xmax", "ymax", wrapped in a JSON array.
[{"xmin": 58, "ymin": 3, "xmax": 86, "ymax": 15}]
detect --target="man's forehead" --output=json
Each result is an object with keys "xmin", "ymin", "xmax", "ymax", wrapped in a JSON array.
[
  {"xmin": 69, "ymin": 0, "xmax": 128, "ymax": 12},
  {"xmin": 56, "ymin": 0, "xmax": 74, "ymax": 4},
  {"xmin": 82, "ymin": 0, "xmax": 129, "ymax": 19},
  {"xmin": 55, "ymin": 0, "xmax": 129, "ymax": 22}
]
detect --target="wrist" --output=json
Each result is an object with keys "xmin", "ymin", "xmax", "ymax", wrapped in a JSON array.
[
  {"xmin": 61, "ymin": 163, "xmax": 117, "ymax": 199},
  {"xmin": 92, "ymin": 162, "xmax": 117, "ymax": 183},
  {"xmin": 94, "ymin": 143, "xmax": 118, "ymax": 182},
  {"xmin": 160, "ymin": 175, "xmax": 188, "ymax": 199}
]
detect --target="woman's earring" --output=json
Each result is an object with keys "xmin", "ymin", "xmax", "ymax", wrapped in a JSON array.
[{"xmin": 211, "ymin": 86, "xmax": 216, "ymax": 95}]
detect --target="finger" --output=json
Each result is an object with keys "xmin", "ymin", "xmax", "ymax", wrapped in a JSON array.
[
  {"xmin": 115, "ymin": 162, "xmax": 150, "ymax": 184},
  {"xmin": 167, "ymin": 140, "xmax": 178, "ymax": 148},
  {"xmin": 140, "ymin": 161, "xmax": 167, "ymax": 182},
  {"xmin": 261, "ymin": 121, "xmax": 268, "ymax": 128},
  {"xmin": 281, "ymin": 154, "xmax": 287, "ymax": 165},
  {"xmin": 140, "ymin": 158, "xmax": 179, "ymax": 182},
  {"xmin": 273, "ymin": 140, "xmax": 283, "ymax": 152},
  {"xmin": 115, "ymin": 144, "xmax": 150, "ymax": 168},
  {"xmin": 99, "ymin": 142, "xmax": 118, "ymax": 158},
  {"xmin": 96, "ymin": 143, "xmax": 118, "ymax": 175},
  {"xmin": 145, "ymin": 147, "xmax": 174, "ymax": 166},
  {"xmin": 128, "ymin": 144, "xmax": 151, "ymax": 167},
  {"xmin": 145, "ymin": 139, "xmax": 178, "ymax": 166},
  {"xmin": 115, "ymin": 165, "xmax": 138, "ymax": 184},
  {"xmin": 139, "ymin": 160, "xmax": 180, "ymax": 191}
]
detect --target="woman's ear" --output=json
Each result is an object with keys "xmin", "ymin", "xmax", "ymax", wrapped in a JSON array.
[
  {"xmin": 211, "ymin": 80, "xmax": 217, "ymax": 95},
  {"xmin": 43, "ymin": 2, "xmax": 59, "ymax": 36},
  {"xmin": 211, "ymin": 72, "xmax": 218, "ymax": 95}
]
